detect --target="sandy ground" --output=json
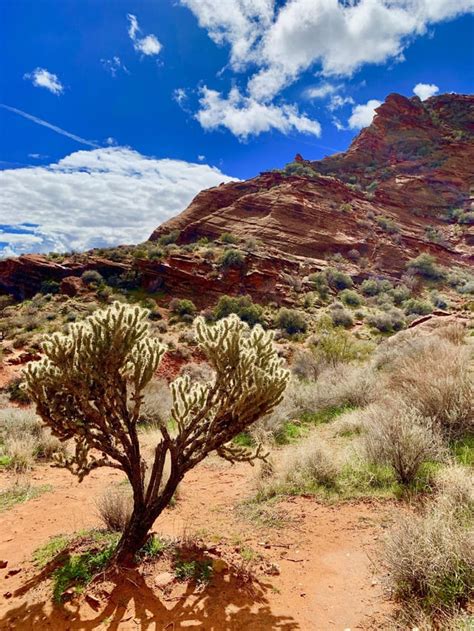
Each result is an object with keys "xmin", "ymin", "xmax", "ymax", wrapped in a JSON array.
[{"xmin": 0, "ymin": 457, "xmax": 396, "ymax": 631}]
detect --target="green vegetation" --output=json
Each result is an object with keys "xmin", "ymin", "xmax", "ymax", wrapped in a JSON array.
[
  {"xmin": 275, "ymin": 308, "xmax": 307, "ymax": 335},
  {"xmin": 174, "ymin": 558, "xmax": 213, "ymax": 583},
  {"xmin": 213, "ymin": 294, "xmax": 263, "ymax": 326},
  {"xmin": 218, "ymin": 249, "xmax": 246, "ymax": 268},
  {"xmin": 406, "ymin": 253, "xmax": 445, "ymax": 281},
  {"xmin": 52, "ymin": 533, "xmax": 120, "ymax": 602},
  {"xmin": 0, "ymin": 483, "xmax": 52, "ymax": 512},
  {"xmin": 169, "ymin": 298, "xmax": 196, "ymax": 317}
]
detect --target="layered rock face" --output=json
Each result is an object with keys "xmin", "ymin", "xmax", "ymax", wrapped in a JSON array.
[{"xmin": 150, "ymin": 93, "xmax": 474, "ymax": 275}]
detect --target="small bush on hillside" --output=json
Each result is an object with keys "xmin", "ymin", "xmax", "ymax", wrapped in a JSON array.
[
  {"xmin": 403, "ymin": 298, "xmax": 433, "ymax": 316},
  {"xmin": 362, "ymin": 404, "xmax": 443, "ymax": 485},
  {"xmin": 220, "ymin": 232, "xmax": 239, "ymax": 244},
  {"xmin": 310, "ymin": 320, "xmax": 373, "ymax": 367},
  {"xmin": 291, "ymin": 349, "xmax": 321, "ymax": 381},
  {"xmin": 376, "ymin": 216, "xmax": 400, "ymax": 233},
  {"xmin": 0, "ymin": 407, "xmax": 65, "ymax": 467},
  {"xmin": 218, "ymin": 249, "xmax": 246, "ymax": 268},
  {"xmin": 157, "ymin": 230, "xmax": 180, "ymax": 246},
  {"xmin": 276, "ymin": 308, "xmax": 307, "ymax": 335},
  {"xmin": 81, "ymin": 270, "xmax": 104, "ymax": 286},
  {"xmin": 406, "ymin": 253, "xmax": 444, "ymax": 281},
  {"xmin": 258, "ymin": 437, "xmax": 339, "ymax": 497},
  {"xmin": 139, "ymin": 379, "xmax": 173, "ymax": 427},
  {"xmin": 434, "ymin": 465, "xmax": 474, "ymax": 516},
  {"xmin": 329, "ymin": 304, "xmax": 354, "ymax": 328},
  {"xmin": 40, "ymin": 279, "xmax": 60, "ymax": 295},
  {"xmin": 389, "ymin": 284, "xmax": 411, "ymax": 305},
  {"xmin": 367, "ymin": 308, "xmax": 406, "ymax": 333},
  {"xmin": 213, "ymin": 295, "xmax": 263, "ymax": 326},
  {"xmin": 339, "ymin": 289, "xmax": 363, "ymax": 307},
  {"xmin": 360, "ymin": 278, "xmax": 393, "ymax": 297},
  {"xmin": 325, "ymin": 268, "xmax": 353, "ymax": 290},
  {"xmin": 430, "ymin": 291, "xmax": 449, "ymax": 309},
  {"xmin": 308, "ymin": 272, "xmax": 330, "ymax": 299},
  {"xmin": 169, "ymin": 298, "xmax": 196, "ymax": 317}
]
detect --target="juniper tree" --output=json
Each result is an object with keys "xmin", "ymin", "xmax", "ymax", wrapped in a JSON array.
[{"xmin": 24, "ymin": 302, "xmax": 289, "ymax": 565}]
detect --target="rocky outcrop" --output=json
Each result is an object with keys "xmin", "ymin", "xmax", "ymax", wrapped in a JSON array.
[
  {"xmin": 151, "ymin": 93, "xmax": 474, "ymax": 274},
  {"xmin": 0, "ymin": 255, "xmax": 128, "ymax": 300}
]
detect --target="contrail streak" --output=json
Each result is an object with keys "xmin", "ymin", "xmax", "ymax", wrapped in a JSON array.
[{"xmin": 0, "ymin": 104, "xmax": 100, "ymax": 148}]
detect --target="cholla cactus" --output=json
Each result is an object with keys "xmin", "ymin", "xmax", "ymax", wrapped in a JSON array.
[{"xmin": 24, "ymin": 302, "xmax": 288, "ymax": 565}]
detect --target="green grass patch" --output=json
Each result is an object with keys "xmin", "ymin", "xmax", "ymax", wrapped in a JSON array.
[
  {"xmin": 275, "ymin": 404, "xmax": 357, "ymax": 445},
  {"xmin": 173, "ymin": 559, "xmax": 213, "ymax": 583},
  {"xmin": 52, "ymin": 535, "xmax": 119, "ymax": 602},
  {"xmin": 451, "ymin": 436, "xmax": 474, "ymax": 466},
  {"xmin": 299, "ymin": 404, "xmax": 356, "ymax": 426},
  {"xmin": 0, "ymin": 455, "xmax": 12, "ymax": 468},
  {"xmin": 232, "ymin": 432, "xmax": 255, "ymax": 448},
  {"xmin": 135, "ymin": 535, "xmax": 167, "ymax": 560},
  {"xmin": 0, "ymin": 484, "xmax": 52, "ymax": 512},
  {"xmin": 33, "ymin": 534, "xmax": 71, "ymax": 568}
]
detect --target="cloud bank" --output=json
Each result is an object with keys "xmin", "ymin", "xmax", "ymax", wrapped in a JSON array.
[
  {"xmin": 0, "ymin": 147, "xmax": 236, "ymax": 257},
  {"xmin": 180, "ymin": 0, "xmax": 473, "ymax": 137}
]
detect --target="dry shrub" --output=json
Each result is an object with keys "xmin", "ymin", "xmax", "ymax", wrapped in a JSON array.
[
  {"xmin": 179, "ymin": 361, "xmax": 214, "ymax": 383},
  {"xmin": 254, "ymin": 363, "xmax": 377, "ymax": 440},
  {"xmin": 139, "ymin": 378, "xmax": 172, "ymax": 426},
  {"xmin": 387, "ymin": 338, "xmax": 473, "ymax": 440},
  {"xmin": 0, "ymin": 407, "xmax": 65, "ymax": 464},
  {"xmin": 291, "ymin": 348, "xmax": 320, "ymax": 380},
  {"xmin": 96, "ymin": 488, "xmax": 133, "ymax": 532},
  {"xmin": 382, "ymin": 505, "xmax": 473, "ymax": 614},
  {"xmin": 4, "ymin": 436, "xmax": 36, "ymax": 472},
  {"xmin": 435, "ymin": 322, "xmax": 467, "ymax": 346},
  {"xmin": 434, "ymin": 464, "xmax": 474, "ymax": 516},
  {"xmin": 362, "ymin": 403, "xmax": 444, "ymax": 484},
  {"xmin": 331, "ymin": 407, "xmax": 366, "ymax": 437},
  {"xmin": 258, "ymin": 436, "xmax": 339, "ymax": 497}
]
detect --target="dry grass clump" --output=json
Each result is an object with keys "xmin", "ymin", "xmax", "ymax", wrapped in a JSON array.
[
  {"xmin": 382, "ymin": 505, "xmax": 473, "ymax": 617},
  {"xmin": 387, "ymin": 338, "xmax": 473, "ymax": 440},
  {"xmin": 0, "ymin": 407, "xmax": 66, "ymax": 470},
  {"xmin": 433, "ymin": 464, "xmax": 474, "ymax": 517},
  {"xmin": 138, "ymin": 378, "xmax": 172, "ymax": 427},
  {"xmin": 257, "ymin": 436, "xmax": 339, "ymax": 497},
  {"xmin": 4, "ymin": 436, "xmax": 37, "ymax": 473},
  {"xmin": 362, "ymin": 403, "xmax": 444, "ymax": 484},
  {"xmin": 331, "ymin": 407, "xmax": 367, "ymax": 437},
  {"xmin": 95, "ymin": 488, "xmax": 133, "ymax": 532}
]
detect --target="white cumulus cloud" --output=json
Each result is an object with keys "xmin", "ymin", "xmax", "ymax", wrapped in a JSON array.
[
  {"xmin": 23, "ymin": 68, "xmax": 64, "ymax": 95},
  {"xmin": 413, "ymin": 82, "xmax": 439, "ymax": 100},
  {"xmin": 196, "ymin": 86, "xmax": 321, "ymax": 139},
  {"xmin": 127, "ymin": 14, "xmax": 162, "ymax": 56},
  {"xmin": 182, "ymin": 0, "xmax": 474, "ymax": 102},
  {"xmin": 348, "ymin": 99, "xmax": 382, "ymax": 129},
  {"xmin": 0, "ymin": 147, "xmax": 236, "ymax": 257}
]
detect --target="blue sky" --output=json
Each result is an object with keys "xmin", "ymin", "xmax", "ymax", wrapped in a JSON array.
[{"xmin": 0, "ymin": 0, "xmax": 473, "ymax": 256}]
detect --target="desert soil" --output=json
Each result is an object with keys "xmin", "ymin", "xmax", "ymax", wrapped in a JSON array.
[{"xmin": 0, "ymin": 456, "xmax": 397, "ymax": 631}]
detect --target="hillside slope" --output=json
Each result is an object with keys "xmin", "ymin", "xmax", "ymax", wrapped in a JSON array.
[{"xmin": 151, "ymin": 93, "xmax": 474, "ymax": 276}]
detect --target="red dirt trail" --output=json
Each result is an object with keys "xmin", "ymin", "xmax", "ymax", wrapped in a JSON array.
[{"xmin": 0, "ymin": 461, "xmax": 395, "ymax": 630}]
